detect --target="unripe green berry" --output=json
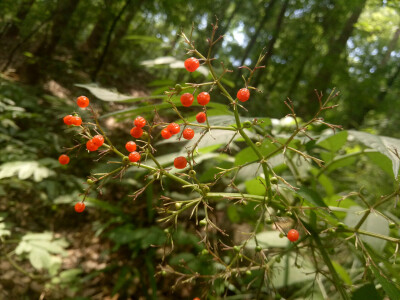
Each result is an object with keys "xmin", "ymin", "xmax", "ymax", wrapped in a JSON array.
[
  {"xmin": 189, "ymin": 170, "xmax": 196, "ymax": 177},
  {"xmin": 255, "ymin": 245, "xmax": 262, "ymax": 252},
  {"xmin": 199, "ymin": 219, "xmax": 207, "ymax": 226},
  {"xmin": 238, "ymin": 253, "xmax": 243, "ymax": 259},
  {"xmin": 276, "ymin": 210, "xmax": 282, "ymax": 217},
  {"xmin": 270, "ymin": 177, "xmax": 278, "ymax": 184},
  {"xmin": 122, "ymin": 156, "xmax": 130, "ymax": 164},
  {"xmin": 201, "ymin": 249, "xmax": 209, "ymax": 255},
  {"xmin": 255, "ymin": 142, "xmax": 262, "ymax": 147},
  {"xmin": 266, "ymin": 218, "xmax": 273, "ymax": 224},
  {"xmin": 87, "ymin": 179, "xmax": 94, "ymax": 185},
  {"xmin": 275, "ymin": 256, "xmax": 281, "ymax": 263},
  {"xmin": 175, "ymin": 84, "xmax": 182, "ymax": 94},
  {"xmin": 141, "ymin": 131, "xmax": 149, "ymax": 140},
  {"xmin": 233, "ymin": 245, "xmax": 241, "ymax": 252},
  {"xmin": 245, "ymin": 270, "xmax": 252, "ymax": 276},
  {"xmin": 285, "ymin": 211, "xmax": 293, "ymax": 217},
  {"xmin": 389, "ymin": 222, "xmax": 396, "ymax": 229},
  {"xmin": 279, "ymin": 233, "xmax": 284, "ymax": 238},
  {"xmin": 164, "ymin": 228, "xmax": 170, "ymax": 234},
  {"xmin": 161, "ymin": 270, "xmax": 167, "ymax": 276},
  {"xmin": 175, "ymin": 202, "xmax": 182, "ymax": 209},
  {"xmin": 202, "ymin": 185, "xmax": 210, "ymax": 194},
  {"xmin": 337, "ymin": 222, "xmax": 345, "ymax": 228},
  {"xmin": 243, "ymin": 120, "xmax": 252, "ymax": 128}
]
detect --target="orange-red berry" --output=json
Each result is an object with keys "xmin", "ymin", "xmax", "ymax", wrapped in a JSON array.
[
  {"xmin": 237, "ymin": 88, "xmax": 250, "ymax": 102},
  {"xmin": 184, "ymin": 57, "xmax": 200, "ymax": 72},
  {"xmin": 197, "ymin": 92, "xmax": 210, "ymax": 106},
  {"xmin": 134, "ymin": 116, "xmax": 146, "ymax": 128},
  {"xmin": 77, "ymin": 96, "xmax": 89, "ymax": 108},
  {"xmin": 128, "ymin": 151, "xmax": 141, "ymax": 162},
  {"xmin": 72, "ymin": 116, "xmax": 82, "ymax": 126},
  {"xmin": 75, "ymin": 202, "xmax": 85, "ymax": 213},
  {"xmin": 174, "ymin": 156, "xmax": 187, "ymax": 169},
  {"xmin": 287, "ymin": 229, "xmax": 299, "ymax": 242},
  {"xmin": 63, "ymin": 115, "xmax": 74, "ymax": 125},
  {"xmin": 130, "ymin": 126, "xmax": 143, "ymax": 138},
  {"xmin": 161, "ymin": 128, "xmax": 172, "ymax": 139},
  {"xmin": 193, "ymin": 298, "xmax": 201, "ymax": 300},
  {"xmin": 58, "ymin": 154, "xmax": 70, "ymax": 165},
  {"xmin": 92, "ymin": 135, "xmax": 104, "ymax": 147},
  {"xmin": 167, "ymin": 123, "xmax": 180, "ymax": 135},
  {"xmin": 182, "ymin": 128, "xmax": 195, "ymax": 140},
  {"xmin": 86, "ymin": 139, "xmax": 98, "ymax": 152},
  {"xmin": 125, "ymin": 141, "xmax": 137, "ymax": 152},
  {"xmin": 196, "ymin": 112, "xmax": 206, "ymax": 123},
  {"xmin": 180, "ymin": 93, "xmax": 194, "ymax": 107}
]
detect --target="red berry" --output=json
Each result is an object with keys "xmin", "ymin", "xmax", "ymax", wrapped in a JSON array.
[
  {"xmin": 193, "ymin": 298, "xmax": 201, "ymax": 300},
  {"xmin": 196, "ymin": 112, "xmax": 206, "ymax": 123},
  {"xmin": 63, "ymin": 115, "xmax": 74, "ymax": 125},
  {"xmin": 237, "ymin": 88, "xmax": 250, "ymax": 102},
  {"xmin": 197, "ymin": 92, "xmax": 210, "ymax": 106},
  {"xmin": 287, "ymin": 229, "xmax": 299, "ymax": 242},
  {"xmin": 58, "ymin": 154, "xmax": 70, "ymax": 165},
  {"xmin": 77, "ymin": 96, "xmax": 89, "ymax": 108},
  {"xmin": 92, "ymin": 135, "xmax": 104, "ymax": 147},
  {"xmin": 180, "ymin": 93, "xmax": 194, "ymax": 107},
  {"xmin": 182, "ymin": 128, "xmax": 195, "ymax": 140},
  {"xmin": 128, "ymin": 151, "xmax": 141, "ymax": 162},
  {"xmin": 86, "ymin": 139, "xmax": 98, "ymax": 152},
  {"xmin": 174, "ymin": 156, "xmax": 187, "ymax": 169},
  {"xmin": 75, "ymin": 202, "xmax": 85, "ymax": 213},
  {"xmin": 125, "ymin": 141, "xmax": 137, "ymax": 152},
  {"xmin": 130, "ymin": 127, "xmax": 143, "ymax": 138},
  {"xmin": 167, "ymin": 123, "xmax": 180, "ymax": 135},
  {"xmin": 161, "ymin": 128, "xmax": 172, "ymax": 139},
  {"xmin": 184, "ymin": 57, "xmax": 200, "ymax": 72},
  {"xmin": 134, "ymin": 116, "xmax": 146, "ymax": 128},
  {"xmin": 72, "ymin": 116, "xmax": 82, "ymax": 126}
]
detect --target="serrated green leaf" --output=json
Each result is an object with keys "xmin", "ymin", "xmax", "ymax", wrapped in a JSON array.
[
  {"xmin": 227, "ymin": 205, "xmax": 241, "ymax": 223},
  {"xmin": 366, "ymin": 151, "xmax": 394, "ymax": 178},
  {"xmin": 0, "ymin": 161, "xmax": 55, "ymax": 182},
  {"xmin": 351, "ymin": 283, "xmax": 382, "ymax": 300},
  {"xmin": 245, "ymin": 177, "xmax": 266, "ymax": 196},
  {"xmin": 29, "ymin": 248, "xmax": 51, "ymax": 270},
  {"xmin": 370, "ymin": 265, "xmax": 400, "ymax": 299}
]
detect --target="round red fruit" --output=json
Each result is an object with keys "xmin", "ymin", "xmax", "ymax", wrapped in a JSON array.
[
  {"xmin": 161, "ymin": 128, "xmax": 172, "ymax": 139},
  {"xmin": 125, "ymin": 141, "xmax": 137, "ymax": 152},
  {"xmin": 63, "ymin": 115, "xmax": 74, "ymax": 125},
  {"xmin": 86, "ymin": 139, "xmax": 98, "ymax": 152},
  {"xmin": 129, "ymin": 151, "xmax": 141, "ymax": 162},
  {"xmin": 180, "ymin": 93, "xmax": 194, "ymax": 107},
  {"xmin": 72, "ymin": 116, "xmax": 82, "ymax": 126},
  {"xmin": 134, "ymin": 116, "xmax": 146, "ymax": 128},
  {"xmin": 183, "ymin": 128, "xmax": 195, "ymax": 140},
  {"xmin": 92, "ymin": 135, "xmax": 104, "ymax": 147},
  {"xmin": 58, "ymin": 154, "xmax": 70, "ymax": 165},
  {"xmin": 75, "ymin": 202, "xmax": 85, "ymax": 213},
  {"xmin": 287, "ymin": 229, "xmax": 299, "ymax": 242},
  {"xmin": 130, "ymin": 126, "xmax": 143, "ymax": 138},
  {"xmin": 167, "ymin": 123, "xmax": 180, "ymax": 135},
  {"xmin": 174, "ymin": 156, "xmax": 187, "ymax": 169},
  {"xmin": 197, "ymin": 92, "xmax": 210, "ymax": 106},
  {"xmin": 77, "ymin": 96, "xmax": 89, "ymax": 108},
  {"xmin": 196, "ymin": 112, "xmax": 206, "ymax": 123},
  {"xmin": 237, "ymin": 88, "xmax": 250, "ymax": 102},
  {"xmin": 193, "ymin": 298, "xmax": 201, "ymax": 300},
  {"xmin": 184, "ymin": 57, "xmax": 200, "ymax": 72}
]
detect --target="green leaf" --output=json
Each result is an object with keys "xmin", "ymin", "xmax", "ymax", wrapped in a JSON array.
[
  {"xmin": 227, "ymin": 205, "xmax": 241, "ymax": 223},
  {"xmin": 317, "ymin": 130, "xmax": 348, "ymax": 152},
  {"xmin": 366, "ymin": 151, "xmax": 394, "ymax": 178},
  {"xmin": 245, "ymin": 177, "xmax": 266, "ymax": 196},
  {"xmin": 29, "ymin": 248, "xmax": 52, "ymax": 270},
  {"xmin": 351, "ymin": 284, "xmax": 382, "ymax": 300},
  {"xmin": 344, "ymin": 206, "xmax": 389, "ymax": 251},
  {"xmin": 235, "ymin": 141, "xmax": 277, "ymax": 166},
  {"xmin": 349, "ymin": 130, "xmax": 400, "ymax": 178},
  {"xmin": 245, "ymin": 231, "xmax": 289, "ymax": 249},
  {"xmin": 295, "ymin": 187, "xmax": 327, "ymax": 207},
  {"xmin": 332, "ymin": 261, "xmax": 352, "ymax": 285},
  {"xmin": 0, "ymin": 161, "xmax": 55, "ymax": 182},
  {"xmin": 370, "ymin": 265, "xmax": 400, "ymax": 299}
]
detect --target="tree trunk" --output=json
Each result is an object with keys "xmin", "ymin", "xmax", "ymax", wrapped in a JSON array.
[
  {"xmin": 35, "ymin": 0, "xmax": 80, "ymax": 58},
  {"xmin": 306, "ymin": 0, "xmax": 366, "ymax": 102},
  {"xmin": 252, "ymin": 0, "xmax": 289, "ymax": 88},
  {"xmin": 1, "ymin": 0, "xmax": 36, "ymax": 39},
  {"xmin": 91, "ymin": 0, "xmax": 132, "ymax": 81}
]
